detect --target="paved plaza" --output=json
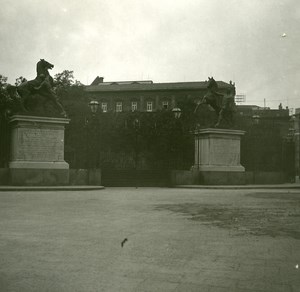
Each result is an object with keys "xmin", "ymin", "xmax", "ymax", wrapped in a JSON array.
[{"xmin": 0, "ymin": 187, "xmax": 299, "ymax": 291}]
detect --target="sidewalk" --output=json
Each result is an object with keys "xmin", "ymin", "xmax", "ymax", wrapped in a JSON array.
[{"xmin": 1, "ymin": 184, "xmax": 300, "ymax": 191}]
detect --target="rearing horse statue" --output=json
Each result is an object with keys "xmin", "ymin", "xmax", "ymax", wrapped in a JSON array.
[
  {"xmin": 9, "ymin": 59, "xmax": 66, "ymax": 117},
  {"xmin": 194, "ymin": 77, "xmax": 236, "ymax": 127}
]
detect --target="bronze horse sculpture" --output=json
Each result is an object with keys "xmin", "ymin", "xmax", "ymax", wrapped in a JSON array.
[
  {"xmin": 194, "ymin": 77, "xmax": 236, "ymax": 127},
  {"xmin": 7, "ymin": 59, "xmax": 66, "ymax": 117}
]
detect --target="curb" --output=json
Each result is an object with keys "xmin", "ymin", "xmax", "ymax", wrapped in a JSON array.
[
  {"xmin": 0, "ymin": 186, "xmax": 105, "ymax": 192},
  {"xmin": 174, "ymin": 184, "xmax": 300, "ymax": 190}
]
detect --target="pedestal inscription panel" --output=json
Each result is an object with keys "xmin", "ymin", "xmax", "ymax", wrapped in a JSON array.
[
  {"xmin": 210, "ymin": 138, "xmax": 240, "ymax": 166},
  {"xmin": 14, "ymin": 128, "xmax": 64, "ymax": 161}
]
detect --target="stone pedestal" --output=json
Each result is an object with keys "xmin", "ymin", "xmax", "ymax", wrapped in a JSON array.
[
  {"xmin": 192, "ymin": 128, "xmax": 245, "ymax": 184},
  {"xmin": 192, "ymin": 128, "xmax": 245, "ymax": 171},
  {"xmin": 9, "ymin": 115, "xmax": 70, "ymax": 185}
]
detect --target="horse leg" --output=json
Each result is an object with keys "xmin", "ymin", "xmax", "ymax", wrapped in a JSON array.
[
  {"xmin": 228, "ymin": 112, "xmax": 234, "ymax": 127},
  {"xmin": 19, "ymin": 99, "xmax": 28, "ymax": 112},
  {"xmin": 215, "ymin": 109, "xmax": 224, "ymax": 127},
  {"xmin": 55, "ymin": 99, "xmax": 67, "ymax": 117},
  {"xmin": 16, "ymin": 89, "xmax": 29, "ymax": 112},
  {"xmin": 48, "ymin": 93, "xmax": 67, "ymax": 117},
  {"xmin": 194, "ymin": 99, "xmax": 206, "ymax": 113}
]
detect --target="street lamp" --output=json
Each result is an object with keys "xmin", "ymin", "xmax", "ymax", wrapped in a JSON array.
[
  {"xmin": 251, "ymin": 114, "xmax": 261, "ymax": 183},
  {"xmin": 133, "ymin": 117, "xmax": 140, "ymax": 188},
  {"xmin": 89, "ymin": 100, "xmax": 99, "ymax": 115},
  {"xmin": 291, "ymin": 114, "xmax": 300, "ymax": 183},
  {"xmin": 286, "ymin": 115, "xmax": 296, "ymax": 183},
  {"xmin": 86, "ymin": 100, "xmax": 100, "ymax": 184},
  {"xmin": 252, "ymin": 114, "xmax": 260, "ymax": 125},
  {"xmin": 287, "ymin": 115, "xmax": 296, "ymax": 141},
  {"xmin": 133, "ymin": 117, "xmax": 140, "ymax": 130},
  {"xmin": 172, "ymin": 107, "xmax": 182, "ymax": 119},
  {"xmin": 170, "ymin": 107, "xmax": 182, "ymax": 169}
]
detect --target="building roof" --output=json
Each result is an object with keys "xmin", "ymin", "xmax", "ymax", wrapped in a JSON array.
[
  {"xmin": 236, "ymin": 105, "xmax": 289, "ymax": 118},
  {"xmin": 85, "ymin": 80, "xmax": 233, "ymax": 93},
  {"xmin": 237, "ymin": 105, "xmax": 263, "ymax": 110}
]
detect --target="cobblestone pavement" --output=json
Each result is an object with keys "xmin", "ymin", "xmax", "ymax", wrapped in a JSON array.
[{"xmin": 0, "ymin": 188, "xmax": 299, "ymax": 291}]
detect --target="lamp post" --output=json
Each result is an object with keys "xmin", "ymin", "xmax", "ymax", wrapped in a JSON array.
[
  {"xmin": 86, "ymin": 100, "xmax": 100, "ymax": 184},
  {"xmin": 252, "ymin": 114, "xmax": 260, "ymax": 125},
  {"xmin": 293, "ymin": 114, "xmax": 300, "ymax": 183},
  {"xmin": 133, "ymin": 117, "xmax": 140, "ymax": 188},
  {"xmin": 171, "ymin": 107, "xmax": 182, "ymax": 170},
  {"xmin": 89, "ymin": 100, "xmax": 99, "ymax": 115},
  {"xmin": 252, "ymin": 114, "xmax": 260, "ymax": 183},
  {"xmin": 172, "ymin": 107, "xmax": 182, "ymax": 119},
  {"xmin": 286, "ymin": 115, "xmax": 296, "ymax": 182}
]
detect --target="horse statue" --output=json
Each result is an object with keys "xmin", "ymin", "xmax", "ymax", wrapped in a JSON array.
[
  {"xmin": 6, "ymin": 59, "xmax": 66, "ymax": 117},
  {"xmin": 194, "ymin": 77, "xmax": 236, "ymax": 127}
]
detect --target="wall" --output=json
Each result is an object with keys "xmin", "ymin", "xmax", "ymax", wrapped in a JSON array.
[
  {"xmin": 171, "ymin": 170, "xmax": 287, "ymax": 186},
  {"xmin": 0, "ymin": 168, "xmax": 102, "ymax": 186}
]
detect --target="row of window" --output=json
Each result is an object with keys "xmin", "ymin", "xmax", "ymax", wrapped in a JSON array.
[{"xmin": 101, "ymin": 101, "xmax": 169, "ymax": 113}]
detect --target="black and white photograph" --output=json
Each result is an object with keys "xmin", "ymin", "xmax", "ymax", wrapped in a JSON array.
[{"xmin": 0, "ymin": 0, "xmax": 299, "ymax": 291}]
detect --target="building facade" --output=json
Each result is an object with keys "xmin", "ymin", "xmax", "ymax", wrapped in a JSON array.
[{"xmin": 85, "ymin": 76, "xmax": 234, "ymax": 113}]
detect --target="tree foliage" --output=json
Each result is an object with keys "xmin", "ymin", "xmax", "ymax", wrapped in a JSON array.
[
  {"xmin": 0, "ymin": 74, "xmax": 8, "ymax": 87},
  {"xmin": 0, "ymin": 74, "xmax": 12, "ymax": 116},
  {"xmin": 54, "ymin": 70, "xmax": 75, "ymax": 88},
  {"xmin": 54, "ymin": 70, "xmax": 83, "ymax": 89}
]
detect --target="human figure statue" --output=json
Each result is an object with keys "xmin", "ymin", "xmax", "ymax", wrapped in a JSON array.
[{"xmin": 194, "ymin": 77, "xmax": 236, "ymax": 127}]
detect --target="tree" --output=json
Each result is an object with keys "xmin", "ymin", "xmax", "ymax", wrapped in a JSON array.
[
  {"xmin": 54, "ymin": 70, "xmax": 75, "ymax": 88},
  {"xmin": 0, "ymin": 75, "xmax": 10, "ymax": 167},
  {"xmin": 0, "ymin": 74, "xmax": 8, "ymax": 87},
  {"xmin": 74, "ymin": 79, "xmax": 84, "ymax": 87},
  {"xmin": 0, "ymin": 74, "xmax": 13, "ymax": 119}
]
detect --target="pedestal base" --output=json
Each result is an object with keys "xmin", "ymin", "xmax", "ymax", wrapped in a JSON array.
[
  {"xmin": 8, "ymin": 115, "xmax": 70, "ymax": 186},
  {"xmin": 191, "ymin": 165, "xmax": 245, "ymax": 172},
  {"xmin": 171, "ymin": 169, "xmax": 246, "ymax": 185},
  {"xmin": 9, "ymin": 161, "xmax": 69, "ymax": 169},
  {"xmin": 193, "ymin": 128, "xmax": 245, "ymax": 171},
  {"xmin": 182, "ymin": 128, "xmax": 247, "ymax": 185},
  {"xmin": 10, "ymin": 168, "xmax": 69, "ymax": 186},
  {"xmin": 197, "ymin": 170, "xmax": 246, "ymax": 185}
]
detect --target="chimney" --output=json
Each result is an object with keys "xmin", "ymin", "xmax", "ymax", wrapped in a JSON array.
[{"xmin": 90, "ymin": 76, "xmax": 104, "ymax": 86}]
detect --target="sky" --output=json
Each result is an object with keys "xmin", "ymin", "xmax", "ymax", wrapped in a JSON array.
[{"xmin": 0, "ymin": 0, "xmax": 299, "ymax": 110}]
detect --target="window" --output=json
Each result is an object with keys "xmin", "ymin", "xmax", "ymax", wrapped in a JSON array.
[
  {"xmin": 162, "ymin": 101, "xmax": 169, "ymax": 110},
  {"xmin": 131, "ymin": 101, "xmax": 138, "ymax": 112},
  {"xmin": 101, "ymin": 102, "xmax": 107, "ymax": 113},
  {"xmin": 116, "ymin": 102, "xmax": 122, "ymax": 112},
  {"xmin": 146, "ymin": 101, "xmax": 153, "ymax": 112}
]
